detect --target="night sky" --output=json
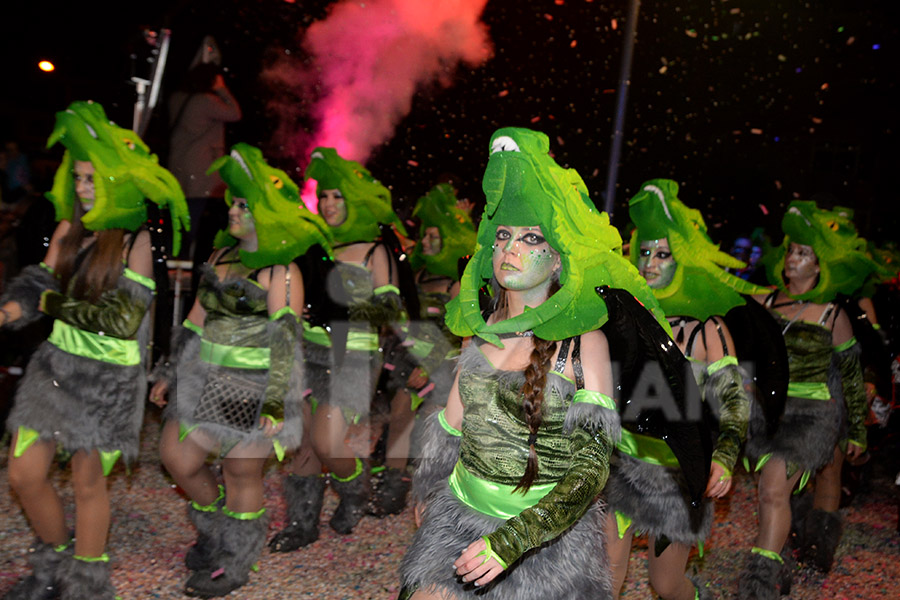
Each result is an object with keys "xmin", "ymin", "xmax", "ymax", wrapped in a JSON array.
[{"xmin": 3, "ymin": 0, "xmax": 898, "ymax": 245}]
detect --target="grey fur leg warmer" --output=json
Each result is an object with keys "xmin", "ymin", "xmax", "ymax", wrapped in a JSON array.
[
  {"xmin": 58, "ymin": 556, "xmax": 116, "ymax": 600},
  {"xmin": 330, "ymin": 467, "xmax": 371, "ymax": 534},
  {"xmin": 736, "ymin": 551, "xmax": 786, "ymax": 600},
  {"xmin": 689, "ymin": 576, "xmax": 715, "ymax": 600},
  {"xmin": 801, "ymin": 509, "xmax": 843, "ymax": 572},
  {"xmin": 0, "ymin": 265, "xmax": 57, "ymax": 331},
  {"xmin": 185, "ymin": 503, "xmax": 224, "ymax": 572},
  {"xmin": 410, "ymin": 410, "xmax": 460, "ymax": 507},
  {"xmin": 370, "ymin": 467, "xmax": 411, "ymax": 517},
  {"xmin": 184, "ymin": 512, "xmax": 268, "ymax": 598},
  {"xmin": 2, "ymin": 542, "xmax": 69, "ymax": 600},
  {"xmin": 269, "ymin": 475, "xmax": 326, "ymax": 552}
]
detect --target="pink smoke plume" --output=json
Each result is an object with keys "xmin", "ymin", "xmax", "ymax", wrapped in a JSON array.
[{"xmin": 264, "ymin": 0, "xmax": 492, "ymax": 209}]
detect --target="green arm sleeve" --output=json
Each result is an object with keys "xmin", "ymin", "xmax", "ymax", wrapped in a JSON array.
[
  {"xmin": 706, "ymin": 362, "xmax": 750, "ymax": 474},
  {"xmin": 40, "ymin": 279, "xmax": 152, "ymax": 339},
  {"xmin": 261, "ymin": 308, "xmax": 301, "ymax": 421},
  {"xmin": 836, "ymin": 341, "xmax": 867, "ymax": 450},
  {"xmin": 484, "ymin": 426, "xmax": 612, "ymax": 567}
]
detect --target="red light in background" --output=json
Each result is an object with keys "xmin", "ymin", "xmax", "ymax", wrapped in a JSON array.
[{"xmin": 38, "ymin": 60, "xmax": 55, "ymax": 72}]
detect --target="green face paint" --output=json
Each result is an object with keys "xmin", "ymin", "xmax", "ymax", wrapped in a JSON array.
[
  {"xmin": 421, "ymin": 226, "xmax": 443, "ymax": 256},
  {"xmin": 637, "ymin": 238, "xmax": 677, "ymax": 289},
  {"xmin": 227, "ymin": 197, "xmax": 256, "ymax": 240},
  {"xmin": 492, "ymin": 225, "xmax": 559, "ymax": 296}
]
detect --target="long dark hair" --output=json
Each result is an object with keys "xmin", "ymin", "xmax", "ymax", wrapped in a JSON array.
[{"xmin": 55, "ymin": 202, "xmax": 125, "ymax": 302}]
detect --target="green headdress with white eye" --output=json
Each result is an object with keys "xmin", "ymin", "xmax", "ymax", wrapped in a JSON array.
[
  {"xmin": 446, "ymin": 127, "xmax": 665, "ymax": 345},
  {"xmin": 764, "ymin": 200, "xmax": 882, "ymax": 303},
  {"xmin": 46, "ymin": 100, "xmax": 189, "ymax": 254},
  {"xmin": 304, "ymin": 147, "xmax": 405, "ymax": 244},
  {"xmin": 409, "ymin": 183, "xmax": 476, "ymax": 280},
  {"xmin": 628, "ymin": 179, "xmax": 768, "ymax": 320},
  {"xmin": 208, "ymin": 143, "xmax": 333, "ymax": 268}
]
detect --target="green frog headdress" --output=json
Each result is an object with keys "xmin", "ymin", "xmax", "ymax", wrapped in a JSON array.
[
  {"xmin": 764, "ymin": 200, "xmax": 882, "ymax": 303},
  {"xmin": 628, "ymin": 179, "xmax": 768, "ymax": 320},
  {"xmin": 409, "ymin": 183, "xmax": 476, "ymax": 280},
  {"xmin": 304, "ymin": 147, "xmax": 405, "ymax": 244},
  {"xmin": 46, "ymin": 100, "xmax": 189, "ymax": 254},
  {"xmin": 446, "ymin": 127, "xmax": 665, "ymax": 345},
  {"xmin": 208, "ymin": 143, "xmax": 333, "ymax": 269}
]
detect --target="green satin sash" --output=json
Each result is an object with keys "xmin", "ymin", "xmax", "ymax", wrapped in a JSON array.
[
  {"xmin": 447, "ymin": 461, "xmax": 556, "ymax": 519},
  {"xmin": 300, "ymin": 322, "xmax": 379, "ymax": 352},
  {"xmin": 200, "ymin": 339, "xmax": 270, "ymax": 369},
  {"xmin": 616, "ymin": 428, "xmax": 680, "ymax": 468},
  {"xmin": 572, "ymin": 389, "xmax": 616, "ymax": 410},
  {"xmin": 787, "ymin": 382, "xmax": 831, "ymax": 400},
  {"xmin": 48, "ymin": 320, "xmax": 140, "ymax": 365}
]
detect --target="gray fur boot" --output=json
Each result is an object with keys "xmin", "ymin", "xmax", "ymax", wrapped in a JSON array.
[
  {"xmin": 369, "ymin": 467, "xmax": 410, "ymax": 517},
  {"xmin": 800, "ymin": 508, "xmax": 843, "ymax": 572},
  {"xmin": 2, "ymin": 542, "xmax": 70, "ymax": 600},
  {"xmin": 57, "ymin": 556, "xmax": 116, "ymax": 600},
  {"xmin": 268, "ymin": 475, "xmax": 326, "ymax": 552},
  {"xmin": 689, "ymin": 576, "xmax": 714, "ymax": 600},
  {"xmin": 329, "ymin": 462, "xmax": 370, "ymax": 534},
  {"xmin": 736, "ymin": 550, "xmax": 786, "ymax": 600},
  {"xmin": 184, "ymin": 510, "xmax": 267, "ymax": 598},
  {"xmin": 185, "ymin": 502, "xmax": 224, "ymax": 572}
]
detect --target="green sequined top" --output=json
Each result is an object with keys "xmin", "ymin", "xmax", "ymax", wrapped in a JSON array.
[
  {"xmin": 197, "ymin": 265, "xmax": 269, "ymax": 351},
  {"xmin": 775, "ymin": 316, "xmax": 833, "ymax": 386}
]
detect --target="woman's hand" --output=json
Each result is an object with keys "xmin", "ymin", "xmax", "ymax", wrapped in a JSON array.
[
  {"xmin": 453, "ymin": 538, "xmax": 505, "ymax": 587},
  {"xmin": 259, "ymin": 416, "xmax": 284, "ymax": 438},
  {"xmin": 406, "ymin": 367, "xmax": 428, "ymax": 390},
  {"xmin": 705, "ymin": 461, "xmax": 732, "ymax": 498},
  {"xmin": 846, "ymin": 442, "xmax": 864, "ymax": 461},
  {"xmin": 149, "ymin": 381, "xmax": 169, "ymax": 407},
  {"xmin": 413, "ymin": 501, "xmax": 425, "ymax": 528}
]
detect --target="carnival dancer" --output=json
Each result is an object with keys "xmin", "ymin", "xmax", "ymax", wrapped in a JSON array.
[
  {"xmin": 269, "ymin": 147, "xmax": 408, "ymax": 551},
  {"xmin": 368, "ymin": 182, "xmax": 477, "ymax": 517},
  {"xmin": 149, "ymin": 143, "xmax": 325, "ymax": 597},
  {"xmin": 738, "ymin": 200, "xmax": 879, "ymax": 598},
  {"xmin": 398, "ymin": 127, "xmax": 669, "ymax": 600},
  {"xmin": 0, "ymin": 100, "xmax": 188, "ymax": 600},
  {"xmin": 617, "ymin": 179, "xmax": 777, "ymax": 600}
]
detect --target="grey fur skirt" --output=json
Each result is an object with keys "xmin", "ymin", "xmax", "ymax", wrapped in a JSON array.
[
  {"xmin": 400, "ymin": 481, "xmax": 612, "ymax": 599},
  {"xmin": 166, "ymin": 333, "xmax": 304, "ymax": 451},
  {"xmin": 6, "ymin": 338, "xmax": 146, "ymax": 463},
  {"xmin": 304, "ymin": 340, "xmax": 381, "ymax": 419},
  {"xmin": 745, "ymin": 395, "xmax": 841, "ymax": 474},
  {"xmin": 604, "ymin": 453, "xmax": 714, "ymax": 546}
]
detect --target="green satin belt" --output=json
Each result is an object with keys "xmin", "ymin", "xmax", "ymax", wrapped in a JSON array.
[
  {"xmin": 200, "ymin": 339, "xmax": 270, "ymax": 369},
  {"xmin": 48, "ymin": 320, "xmax": 140, "ymax": 366},
  {"xmin": 448, "ymin": 460, "xmax": 555, "ymax": 519},
  {"xmin": 616, "ymin": 428, "xmax": 680, "ymax": 468},
  {"xmin": 787, "ymin": 382, "xmax": 831, "ymax": 401},
  {"xmin": 302, "ymin": 322, "xmax": 379, "ymax": 352}
]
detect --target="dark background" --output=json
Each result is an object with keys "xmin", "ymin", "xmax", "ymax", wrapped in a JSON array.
[{"xmin": 2, "ymin": 0, "xmax": 898, "ymax": 245}]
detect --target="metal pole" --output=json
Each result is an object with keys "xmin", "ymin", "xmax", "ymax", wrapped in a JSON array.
[{"xmin": 604, "ymin": 0, "xmax": 641, "ymax": 217}]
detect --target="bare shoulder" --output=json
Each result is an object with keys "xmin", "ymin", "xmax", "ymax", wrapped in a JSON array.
[{"xmin": 580, "ymin": 328, "xmax": 609, "ymax": 357}]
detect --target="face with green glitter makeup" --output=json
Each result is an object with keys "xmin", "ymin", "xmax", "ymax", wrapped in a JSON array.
[
  {"xmin": 492, "ymin": 225, "xmax": 560, "ymax": 295},
  {"xmin": 227, "ymin": 197, "xmax": 256, "ymax": 241},
  {"xmin": 638, "ymin": 238, "xmax": 677, "ymax": 289}
]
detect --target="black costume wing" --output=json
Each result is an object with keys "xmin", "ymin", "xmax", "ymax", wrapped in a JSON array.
[
  {"xmin": 840, "ymin": 294, "xmax": 892, "ymax": 398},
  {"xmin": 597, "ymin": 286, "xmax": 713, "ymax": 528}
]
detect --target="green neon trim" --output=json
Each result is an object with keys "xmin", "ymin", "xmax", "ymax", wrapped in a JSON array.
[
  {"xmin": 40, "ymin": 261, "xmax": 56, "ymax": 275},
  {"xmin": 199, "ymin": 339, "xmax": 270, "ymax": 369},
  {"xmin": 310, "ymin": 396, "xmax": 319, "ymax": 414},
  {"xmin": 191, "ymin": 485, "xmax": 225, "ymax": 512},
  {"xmin": 407, "ymin": 337, "xmax": 435, "ymax": 359},
  {"xmin": 706, "ymin": 355, "xmax": 738, "ymax": 376},
  {"xmin": 572, "ymin": 389, "xmax": 616, "ymax": 411},
  {"xmin": 410, "ymin": 392, "xmax": 424, "ymax": 411},
  {"xmin": 711, "ymin": 459, "xmax": 732, "ymax": 480},
  {"xmin": 751, "ymin": 546, "xmax": 784, "ymax": 564},
  {"xmin": 123, "ymin": 268, "xmax": 156, "ymax": 291},
  {"xmin": 302, "ymin": 322, "xmax": 331, "ymax": 347},
  {"xmin": 438, "ymin": 409, "xmax": 461, "ymax": 437},
  {"xmin": 787, "ymin": 382, "xmax": 831, "ymax": 400},
  {"xmin": 346, "ymin": 329, "xmax": 379, "ymax": 351},
  {"xmin": 73, "ymin": 553, "xmax": 109, "ymax": 563},
  {"xmin": 14, "ymin": 426, "xmax": 41, "ymax": 458},
  {"xmin": 373, "ymin": 284, "xmax": 401, "ymax": 296},
  {"xmin": 478, "ymin": 536, "xmax": 509, "ymax": 570},
  {"xmin": 872, "ymin": 323, "xmax": 881, "ymax": 331},
  {"xmin": 53, "ymin": 541, "xmax": 71, "ymax": 553},
  {"xmin": 742, "ymin": 456, "xmax": 750, "ymax": 473},
  {"xmin": 251, "ymin": 563, "xmax": 260, "ymax": 573},
  {"xmin": 272, "ymin": 439, "xmax": 286, "ymax": 462},
  {"xmin": 269, "ymin": 306, "xmax": 299, "ymax": 322},
  {"xmin": 99, "ymin": 449, "xmax": 122, "ymax": 477},
  {"xmin": 697, "ymin": 539, "xmax": 704, "ymax": 558},
  {"xmin": 447, "ymin": 461, "xmax": 555, "ymax": 519},
  {"xmin": 48, "ymin": 320, "xmax": 140, "ymax": 365},
  {"xmin": 222, "ymin": 506, "xmax": 266, "ymax": 520},
  {"xmin": 550, "ymin": 369, "xmax": 574, "ymax": 385},
  {"xmin": 331, "ymin": 457, "xmax": 364, "ymax": 482},
  {"xmin": 183, "ymin": 319, "xmax": 203, "ymax": 336},
  {"xmin": 615, "ymin": 510, "xmax": 633, "ymax": 539},
  {"xmin": 834, "ymin": 337, "xmax": 858, "ymax": 352},
  {"xmin": 617, "ymin": 429, "xmax": 680, "ymax": 468},
  {"xmin": 795, "ymin": 470, "xmax": 811, "ymax": 494},
  {"xmin": 755, "ymin": 453, "xmax": 772, "ymax": 473},
  {"xmin": 179, "ymin": 422, "xmax": 199, "ymax": 442},
  {"xmin": 370, "ymin": 465, "xmax": 387, "ymax": 475},
  {"xmin": 848, "ymin": 439, "xmax": 867, "ymax": 453}
]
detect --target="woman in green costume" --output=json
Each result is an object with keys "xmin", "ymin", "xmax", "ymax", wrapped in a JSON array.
[
  {"xmin": 613, "ymin": 179, "xmax": 767, "ymax": 600},
  {"xmin": 270, "ymin": 147, "xmax": 407, "ymax": 551},
  {"xmin": 399, "ymin": 128, "xmax": 664, "ymax": 600},
  {"xmin": 738, "ymin": 200, "xmax": 877, "ymax": 598},
  {"xmin": 150, "ymin": 143, "xmax": 323, "ymax": 598},
  {"xmin": 0, "ymin": 101, "xmax": 187, "ymax": 600}
]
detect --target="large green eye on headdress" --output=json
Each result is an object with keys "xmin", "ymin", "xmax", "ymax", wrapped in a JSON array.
[
  {"xmin": 628, "ymin": 179, "xmax": 768, "ymax": 320},
  {"xmin": 304, "ymin": 147, "xmax": 405, "ymax": 244},
  {"xmin": 763, "ymin": 200, "xmax": 882, "ymax": 303},
  {"xmin": 446, "ymin": 127, "xmax": 666, "ymax": 345},
  {"xmin": 208, "ymin": 143, "xmax": 333, "ymax": 268},
  {"xmin": 409, "ymin": 183, "xmax": 475, "ymax": 280},
  {"xmin": 45, "ymin": 100, "xmax": 189, "ymax": 255}
]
